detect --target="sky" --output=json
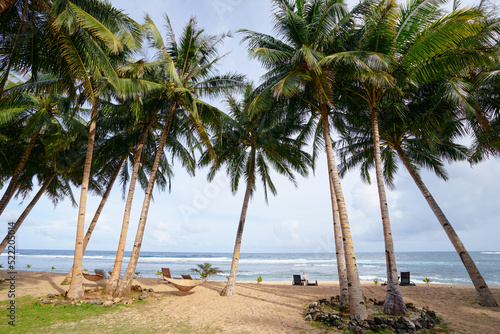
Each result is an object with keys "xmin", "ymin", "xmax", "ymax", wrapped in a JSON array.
[{"xmin": 1, "ymin": 0, "xmax": 499, "ymax": 254}]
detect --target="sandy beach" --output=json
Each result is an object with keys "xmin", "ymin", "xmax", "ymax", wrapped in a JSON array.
[{"xmin": 1, "ymin": 270, "xmax": 499, "ymax": 333}]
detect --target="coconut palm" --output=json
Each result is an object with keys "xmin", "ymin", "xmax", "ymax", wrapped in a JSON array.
[
  {"xmin": 0, "ymin": 84, "xmax": 71, "ymax": 216},
  {"xmin": 113, "ymin": 16, "xmax": 244, "ymax": 297},
  {"xmin": 202, "ymin": 86, "xmax": 312, "ymax": 296},
  {"xmin": 239, "ymin": 0, "xmax": 368, "ymax": 318},
  {"xmin": 105, "ymin": 97, "xmax": 179, "ymax": 292},
  {"xmin": 0, "ymin": 112, "xmax": 87, "ymax": 255},
  {"xmin": 57, "ymin": 0, "xmax": 143, "ymax": 301},
  {"xmin": 336, "ymin": 0, "xmax": 500, "ymax": 314},
  {"xmin": 336, "ymin": 81, "xmax": 498, "ymax": 307}
]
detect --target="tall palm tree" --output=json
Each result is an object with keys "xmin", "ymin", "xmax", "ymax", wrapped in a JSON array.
[
  {"xmin": 338, "ymin": 0, "xmax": 499, "ymax": 314},
  {"xmin": 105, "ymin": 97, "xmax": 174, "ymax": 292},
  {"xmin": 239, "ymin": 0, "xmax": 368, "ymax": 318},
  {"xmin": 113, "ymin": 16, "xmax": 244, "ymax": 297},
  {"xmin": 58, "ymin": 0, "xmax": 143, "ymax": 301},
  {"xmin": 336, "ymin": 82, "xmax": 499, "ymax": 307},
  {"xmin": 203, "ymin": 86, "xmax": 312, "ymax": 296}
]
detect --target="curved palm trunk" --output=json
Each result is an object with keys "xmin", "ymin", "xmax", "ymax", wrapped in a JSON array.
[
  {"xmin": 114, "ymin": 103, "xmax": 176, "ymax": 297},
  {"xmin": 395, "ymin": 146, "xmax": 498, "ymax": 307},
  {"xmin": 0, "ymin": 172, "xmax": 56, "ymax": 254},
  {"xmin": 65, "ymin": 157, "xmax": 125, "ymax": 283},
  {"xmin": 321, "ymin": 107, "xmax": 367, "ymax": 320},
  {"xmin": 371, "ymin": 109, "xmax": 407, "ymax": 316},
  {"xmin": 221, "ymin": 147, "xmax": 256, "ymax": 297},
  {"xmin": 0, "ymin": 127, "xmax": 41, "ymax": 217},
  {"xmin": 329, "ymin": 180, "xmax": 348, "ymax": 309},
  {"xmin": 67, "ymin": 97, "xmax": 99, "ymax": 300},
  {"xmin": 107, "ymin": 127, "xmax": 149, "ymax": 293}
]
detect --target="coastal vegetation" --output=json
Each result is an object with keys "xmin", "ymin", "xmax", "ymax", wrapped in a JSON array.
[{"xmin": 0, "ymin": 0, "xmax": 498, "ymax": 322}]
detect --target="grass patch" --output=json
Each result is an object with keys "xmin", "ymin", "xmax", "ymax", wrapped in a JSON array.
[
  {"xmin": 0, "ymin": 296, "xmax": 122, "ymax": 333},
  {"xmin": 0, "ymin": 295, "xmax": 221, "ymax": 334}
]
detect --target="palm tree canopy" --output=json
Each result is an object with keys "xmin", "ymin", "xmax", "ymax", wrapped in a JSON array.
[{"xmin": 202, "ymin": 84, "xmax": 312, "ymax": 202}]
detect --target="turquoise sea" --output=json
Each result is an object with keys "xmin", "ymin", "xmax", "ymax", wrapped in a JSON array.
[{"xmin": 1, "ymin": 250, "xmax": 499, "ymax": 285}]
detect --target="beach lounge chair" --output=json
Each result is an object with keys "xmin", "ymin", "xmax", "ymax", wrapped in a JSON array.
[
  {"xmin": 307, "ymin": 280, "xmax": 318, "ymax": 286},
  {"xmin": 181, "ymin": 274, "xmax": 193, "ymax": 279},
  {"xmin": 292, "ymin": 275, "xmax": 304, "ymax": 286},
  {"xmin": 161, "ymin": 268, "xmax": 182, "ymax": 283},
  {"xmin": 400, "ymin": 272, "xmax": 416, "ymax": 286}
]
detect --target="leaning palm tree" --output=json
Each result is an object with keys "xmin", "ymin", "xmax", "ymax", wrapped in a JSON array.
[
  {"xmin": 0, "ymin": 83, "xmax": 71, "ymax": 216},
  {"xmin": 239, "ymin": 0, "xmax": 368, "ymax": 318},
  {"xmin": 202, "ymin": 86, "xmax": 312, "ymax": 296},
  {"xmin": 336, "ymin": 82, "xmax": 498, "ymax": 307},
  {"xmin": 113, "ymin": 15, "xmax": 244, "ymax": 297},
  {"xmin": 338, "ymin": 0, "xmax": 499, "ymax": 314}
]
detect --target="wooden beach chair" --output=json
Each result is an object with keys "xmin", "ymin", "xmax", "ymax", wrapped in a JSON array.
[
  {"xmin": 400, "ymin": 272, "xmax": 416, "ymax": 286},
  {"xmin": 181, "ymin": 274, "xmax": 193, "ymax": 279},
  {"xmin": 161, "ymin": 268, "xmax": 182, "ymax": 283},
  {"xmin": 307, "ymin": 280, "xmax": 318, "ymax": 286},
  {"xmin": 292, "ymin": 275, "xmax": 304, "ymax": 285}
]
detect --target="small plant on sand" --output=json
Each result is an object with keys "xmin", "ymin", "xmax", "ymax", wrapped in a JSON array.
[
  {"xmin": 423, "ymin": 277, "xmax": 433, "ymax": 285},
  {"xmin": 257, "ymin": 276, "xmax": 263, "ymax": 283},
  {"xmin": 134, "ymin": 271, "xmax": 141, "ymax": 277},
  {"xmin": 51, "ymin": 266, "xmax": 56, "ymax": 271},
  {"xmin": 191, "ymin": 262, "xmax": 223, "ymax": 279},
  {"xmin": 155, "ymin": 270, "xmax": 162, "ymax": 278},
  {"xmin": 373, "ymin": 279, "xmax": 379, "ymax": 285},
  {"xmin": 0, "ymin": 264, "xmax": 3, "ymax": 268},
  {"xmin": 26, "ymin": 264, "xmax": 31, "ymax": 270}
]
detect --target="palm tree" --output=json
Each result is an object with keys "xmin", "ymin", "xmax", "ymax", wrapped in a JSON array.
[
  {"xmin": 0, "ymin": 112, "xmax": 87, "ymax": 255},
  {"xmin": 203, "ymin": 86, "xmax": 312, "ymax": 296},
  {"xmin": 337, "ymin": 0, "xmax": 499, "ymax": 314},
  {"xmin": 0, "ymin": 85, "xmax": 71, "ymax": 216},
  {"xmin": 191, "ymin": 262, "xmax": 223, "ymax": 279},
  {"xmin": 113, "ymin": 16, "xmax": 244, "ymax": 297},
  {"xmin": 239, "ymin": 0, "xmax": 368, "ymax": 318},
  {"xmin": 336, "ymin": 82, "xmax": 498, "ymax": 307},
  {"xmin": 105, "ymin": 97, "xmax": 176, "ymax": 292},
  {"xmin": 58, "ymin": 0, "xmax": 143, "ymax": 301}
]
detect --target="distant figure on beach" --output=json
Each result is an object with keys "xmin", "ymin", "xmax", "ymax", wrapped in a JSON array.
[{"xmin": 302, "ymin": 272, "xmax": 308, "ymax": 284}]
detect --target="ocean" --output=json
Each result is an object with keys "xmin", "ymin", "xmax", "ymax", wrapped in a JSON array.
[{"xmin": 1, "ymin": 250, "xmax": 499, "ymax": 286}]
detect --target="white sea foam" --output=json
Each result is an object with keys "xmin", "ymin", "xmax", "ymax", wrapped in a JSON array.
[
  {"xmin": 481, "ymin": 251, "xmax": 500, "ymax": 255},
  {"xmin": 138, "ymin": 257, "xmax": 230, "ymax": 263}
]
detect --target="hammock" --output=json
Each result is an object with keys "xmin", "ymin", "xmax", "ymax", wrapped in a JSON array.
[
  {"xmin": 82, "ymin": 272, "xmax": 104, "ymax": 282},
  {"xmin": 163, "ymin": 277, "xmax": 207, "ymax": 292}
]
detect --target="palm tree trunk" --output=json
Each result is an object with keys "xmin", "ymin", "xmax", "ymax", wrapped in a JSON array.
[
  {"xmin": 329, "ymin": 180, "xmax": 348, "ymax": 309},
  {"xmin": 0, "ymin": 172, "xmax": 56, "ymax": 254},
  {"xmin": 371, "ymin": 109, "xmax": 407, "ymax": 316},
  {"xmin": 67, "ymin": 97, "xmax": 99, "ymax": 300},
  {"xmin": 0, "ymin": 127, "xmax": 41, "ymax": 216},
  {"xmin": 114, "ymin": 103, "xmax": 176, "ymax": 297},
  {"xmin": 220, "ymin": 147, "xmax": 256, "ymax": 297},
  {"xmin": 107, "ymin": 127, "xmax": 149, "ymax": 293},
  {"xmin": 320, "ymin": 106, "xmax": 367, "ymax": 320},
  {"xmin": 65, "ymin": 157, "xmax": 125, "ymax": 283},
  {"xmin": 395, "ymin": 146, "xmax": 498, "ymax": 307}
]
